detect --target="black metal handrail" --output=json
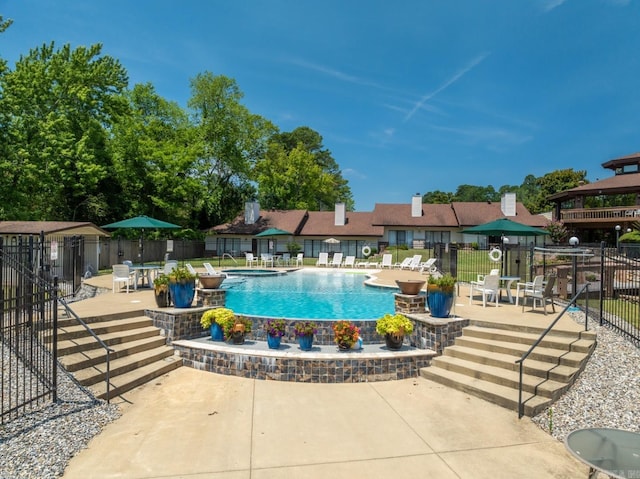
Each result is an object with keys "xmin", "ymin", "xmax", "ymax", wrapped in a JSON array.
[
  {"xmin": 515, "ymin": 283, "xmax": 590, "ymax": 418},
  {"xmin": 57, "ymin": 297, "xmax": 115, "ymax": 403}
]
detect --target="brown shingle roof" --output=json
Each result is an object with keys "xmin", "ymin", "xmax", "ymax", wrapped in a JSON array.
[
  {"xmin": 0, "ymin": 221, "xmax": 110, "ymax": 236},
  {"xmin": 547, "ymin": 172, "xmax": 640, "ymax": 201},
  {"xmin": 209, "ymin": 210, "xmax": 308, "ymax": 235},
  {"xmin": 452, "ymin": 202, "xmax": 547, "ymax": 227},
  {"xmin": 299, "ymin": 211, "xmax": 383, "ymax": 237},
  {"xmin": 372, "ymin": 203, "xmax": 458, "ymax": 227}
]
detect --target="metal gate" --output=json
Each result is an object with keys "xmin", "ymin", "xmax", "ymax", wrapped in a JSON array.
[
  {"xmin": 599, "ymin": 246, "xmax": 640, "ymax": 346},
  {"xmin": 0, "ymin": 235, "xmax": 58, "ymax": 424}
]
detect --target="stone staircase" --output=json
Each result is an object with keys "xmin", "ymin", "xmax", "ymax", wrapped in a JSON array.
[
  {"xmin": 420, "ymin": 320, "xmax": 597, "ymax": 416},
  {"xmin": 57, "ymin": 310, "xmax": 182, "ymax": 400}
]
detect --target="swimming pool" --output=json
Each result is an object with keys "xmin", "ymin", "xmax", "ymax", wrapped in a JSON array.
[{"xmin": 223, "ymin": 269, "xmax": 396, "ymax": 320}]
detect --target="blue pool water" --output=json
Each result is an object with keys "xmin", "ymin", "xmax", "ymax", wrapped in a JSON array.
[{"xmin": 223, "ymin": 270, "xmax": 396, "ymax": 320}]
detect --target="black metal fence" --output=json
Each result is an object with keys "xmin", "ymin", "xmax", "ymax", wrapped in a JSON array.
[{"xmin": 1, "ymin": 236, "xmax": 58, "ymax": 424}]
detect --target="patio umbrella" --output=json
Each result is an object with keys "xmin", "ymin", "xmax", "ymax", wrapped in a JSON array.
[
  {"xmin": 323, "ymin": 237, "xmax": 341, "ymax": 253},
  {"xmin": 102, "ymin": 215, "xmax": 181, "ymax": 265},
  {"xmin": 255, "ymin": 228, "xmax": 292, "ymax": 252},
  {"xmin": 461, "ymin": 218, "xmax": 549, "ymax": 237}
]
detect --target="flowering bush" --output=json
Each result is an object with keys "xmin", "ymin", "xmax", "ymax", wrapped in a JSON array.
[
  {"xmin": 375, "ymin": 313, "xmax": 414, "ymax": 337},
  {"xmin": 294, "ymin": 321, "xmax": 317, "ymax": 338},
  {"xmin": 200, "ymin": 307, "xmax": 234, "ymax": 329},
  {"xmin": 264, "ymin": 318, "xmax": 286, "ymax": 337},
  {"xmin": 332, "ymin": 320, "xmax": 360, "ymax": 347}
]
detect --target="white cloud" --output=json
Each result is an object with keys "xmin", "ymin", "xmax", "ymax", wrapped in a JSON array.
[{"xmin": 541, "ymin": 0, "xmax": 567, "ymax": 12}]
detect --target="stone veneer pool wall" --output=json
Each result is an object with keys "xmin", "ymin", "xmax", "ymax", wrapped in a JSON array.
[{"xmin": 148, "ymin": 287, "xmax": 466, "ymax": 383}]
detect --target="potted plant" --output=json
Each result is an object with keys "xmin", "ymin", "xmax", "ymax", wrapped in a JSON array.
[
  {"xmin": 168, "ymin": 266, "xmax": 197, "ymax": 308},
  {"xmin": 264, "ymin": 318, "xmax": 286, "ymax": 349},
  {"xmin": 200, "ymin": 307, "xmax": 234, "ymax": 341},
  {"xmin": 213, "ymin": 310, "xmax": 252, "ymax": 344},
  {"xmin": 427, "ymin": 273, "xmax": 457, "ymax": 318},
  {"xmin": 332, "ymin": 320, "xmax": 360, "ymax": 350},
  {"xmin": 153, "ymin": 273, "xmax": 171, "ymax": 308},
  {"xmin": 294, "ymin": 321, "xmax": 317, "ymax": 351},
  {"xmin": 375, "ymin": 313, "xmax": 414, "ymax": 350}
]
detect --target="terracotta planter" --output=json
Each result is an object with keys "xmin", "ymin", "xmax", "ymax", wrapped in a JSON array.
[
  {"xmin": 395, "ymin": 279, "xmax": 426, "ymax": 295},
  {"xmin": 199, "ymin": 274, "xmax": 225, "ymax": 289},
  {"xmin": 384, "ymin": 333, "xmax": 404, "ymax": 350}
]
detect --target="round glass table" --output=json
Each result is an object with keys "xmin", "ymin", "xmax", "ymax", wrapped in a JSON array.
[{"xmin": 565, "ymin": 428, "xmax": 640, "ymax": 479}]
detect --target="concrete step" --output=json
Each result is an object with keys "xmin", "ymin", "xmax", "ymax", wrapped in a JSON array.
[
  {"xmin": 443, "ymin": 345, "xmax": 582, "ymax": 383},
  {"xmin": 89, "ymin": 355, "xmax": 183, "ymax": 400},
  {"xmin": 57, "ymin": 310, "xmax": 145, "ymax": 329},
  {"xmin": 432, "ymin": 355, "xmax": 570, "ymax": 400},
  {"xmin": 74, "ymin": 345, "xmax": 177, "ymax": 387},
  {"xmin": 57, "ymin": 316, "xmax": 154, "ymax": 342},
  {"xmin": 454, "ymin": 335, "xmax": 590, "ymax": 368},
  {"xmin": 420, "ymin": 367, "xmax": 551, "ymax": 416},
  {"xmin": 462, "ymin": 325, "xmax": 596, "ymax": 353},
  {"xmin": 57, "ymin": 326, "xmax": 162, "ymax": 355},
  {"xmin": 59, "ymin": 336, "xmax": 168, "ymax": 372},
  {"xmin": 468, "ymin": 319, "xmax": 597, "ymax": 341}
]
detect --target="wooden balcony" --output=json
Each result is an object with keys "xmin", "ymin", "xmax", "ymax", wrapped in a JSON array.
[{"xmin": 560, "ymin": 206, "xmax": 640, "ymax": 224}]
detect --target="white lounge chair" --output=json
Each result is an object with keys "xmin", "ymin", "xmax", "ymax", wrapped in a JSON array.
[
  {"xmin": 112, "ymin": 264, "xmax": 136, "ymax": 293},
  {"xmin": 408, "ymin": 254, "xmax": 423, "ymax": 270},
  {"xmin": 185, "ymin": 263, "xmax": 198, "ymax": 276},
  {"xmin": 245, "ymin": 253, "xmax": 258, "ymax": 268},
  {"xmin": 419, "ymin": 258, "xmax": 438, "ymax": 275},
  {"xmin": 380, "ymin": 254, "xmax": 393, "ymax": 269},
  {"xmin": 316, "ymin": 252, "xmax": 329, "ymax": 267},
  {"xmin": 469, "ymin": 273, "xmax": 500, "ymax": 307},
  {"xmin": 394, "ymin": 258, "xmax": 412, "ymax": 269},
  {"xmin": 202, "ymin": 262, "xmax": 227, "ymax": 277},
  {"xmin": 342, "ymin": 255, "xmax": 356, "ymax": 268},
  {"xmin": 330, "ymin": 252, "xmax": 343, "ymax": 267}
]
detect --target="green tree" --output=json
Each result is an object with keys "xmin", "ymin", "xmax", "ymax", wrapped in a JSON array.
[
  {"xmin": 188, "ymin": 72, "xmax": 276, "ymax": 224},
  {"xmin": 454, "ymin": 184, "xmax": 500, "ymax": 202},
  {"xmin": 0, "ymin": 42, "xmax": 128, "ymax": 220},
  {"xmin": 422, "ymin": 190, "xmax": 454, "ymax": 204},
  {"xmin": 529, "ymin": 169, "xmax": 588, "ymax": 214},
  {"xmin": 257, "ymin": 127, "xmax": 354, "ymax": 210}
]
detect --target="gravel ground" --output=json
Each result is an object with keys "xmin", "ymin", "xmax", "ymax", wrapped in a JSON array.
[
  {"xmin": 531, "ymin": 311, "xmax": 640, "ymax": 440},
  {"xmin": 1, "ymin": 290, "xmax": 639, "ymax": 478}
]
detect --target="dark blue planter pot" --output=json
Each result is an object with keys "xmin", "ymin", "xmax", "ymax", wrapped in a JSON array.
[
  {"xmin": 298, "ymin": 335, "xmax": 314, "ymax": 351},
  {"xmin": 427, "ymin": 289, "xmax": 454, "ymax": 318},
  {"xmin": 210, "ymin": 323, "xmax": 224, "ymax": 341},
  {"xmin": 267, "ymin": 334, "xmax": 282, "ymax": 349},
  {"xmin": 169, "ymin": 281, "xmax": 195, "ymax": 308}
]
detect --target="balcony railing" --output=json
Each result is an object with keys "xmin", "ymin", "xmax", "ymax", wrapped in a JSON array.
[{"xmin": 560, "ymin": 206, "xmax": 640, "ymax": 223}]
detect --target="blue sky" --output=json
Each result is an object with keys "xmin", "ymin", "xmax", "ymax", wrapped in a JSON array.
[{"xmin": 2, "ymin": 0, "xmax": 639, "ymax": 211}]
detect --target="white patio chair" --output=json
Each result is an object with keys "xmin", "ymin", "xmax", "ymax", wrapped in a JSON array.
[
  {"xmin": 294, "ymin": 253, "xmax": 304, "ymax": 266},
  {"xmin": 515, "ymin": 275, "xmax": 543, "ymax": 307},
  {"xmin": 261, "ymin": 253, "xmax": 274, "ymax": 268},
  {"xmin": 522, "ymin": 275, "xmax": 556, "ymax": 315},
  {"xmin": 316, "ymin": 252, "xmax": 329, "ymax": 267},
  {"xmin": 164, "ymin": 260, "xmax": 178, "ymax": 275},
  {"xmin": 112, "ymin": 264, "xmax": 136, "ymax": 293},
  {"xmin": 469, "ymin": 273, "xmax": 500, "ymax": 307},
  {"xmin": 245, "ymin": 253, "xmax": 258, "ymax": 268},
  {"xmin": 472, "ymin": 268, "xmax": 500, "ymax": 287},
  {"xmin": 281, "ymin": 253, "xmax": 291, "ymax": 265}
]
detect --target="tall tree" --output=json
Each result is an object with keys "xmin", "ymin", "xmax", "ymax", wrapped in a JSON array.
[
  {"xmin": 454, "ymin": 184, "xmax": 500, "ymax": 203},
  {"xmin": 422, "ymin": 190, "xmax": 454, "ymax": 204},
  {"xmin": 257, "ymin": 126, "xmax": 354, "ymax": 210},
  {"xmin": 188, "ymin": 72, "xmax": 276, "ymax": 224},
  {"xmin": 0, "ymin": 42, "xmax": 128, "ymax": 220},
  {"xmin": 529, "ymin": 169, "xmax": 588, "ymax": 214}
]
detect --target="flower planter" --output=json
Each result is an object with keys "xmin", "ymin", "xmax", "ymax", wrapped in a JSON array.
[
  {"xmin": 231, "ymin": 331, "xmax": 245, "ymax": 344},
  {"xmin": 298, "ymin": 335, "xmax": 314, "ymax": 351},
  {"xmin": 154, "ymin": 286, "xmax": 171, "ymax": 308},
  {"xmin": 385, "ymin": 333, "xmax": 404, "ymax": 350},
  {"xmin": 395, "ymin": 279, "xmax": 425, "ymax": 295},
  {"xmin": 169, "ymin": 280, "xmax": 196, "ymax": 308},
  {"xmin": 267, "ymin": 334, "xmax": 282, "ymax": 349},
  {"xmin": 427, "ymin": 286, "xmax": 454, "ymax": 318},
  {"xmin": 199, "ymin": 274, "xmax": 225, "ymax": 289},
  {"xmin": 210, "ymin": 323, "xmax": 224, "ymax": 341}
]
